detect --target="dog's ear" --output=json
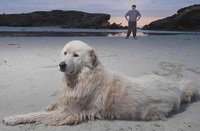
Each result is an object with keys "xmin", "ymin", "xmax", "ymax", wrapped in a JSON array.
[
  {"xmin": 83, "ymin": 49, "xmax": 99, "ymax": 69},
  {"xmin": 90, "ymin": 49, "xmax": 97, "ymax": 66},
  {"xmin": 89, "ymin": 49, "xmax": 98, "ymax": 68}
]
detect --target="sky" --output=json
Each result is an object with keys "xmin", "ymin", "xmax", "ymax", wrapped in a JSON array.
[{"xmin": 0, "ymin": 0, "xmax": 199, "ymax": 27}]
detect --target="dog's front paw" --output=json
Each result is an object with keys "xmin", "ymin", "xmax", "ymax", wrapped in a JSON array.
[
  {"xmin": 2, "ymin": 116, "xmax": 21, "ymax": 126},
  {"xmin": 44, "ymin": 103, "xmax": 58, "ymax": 111}
]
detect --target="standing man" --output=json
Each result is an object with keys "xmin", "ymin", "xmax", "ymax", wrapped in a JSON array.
[{"xmin": 125, "ymin": 5, "xmax": 141, "ymax": 39}]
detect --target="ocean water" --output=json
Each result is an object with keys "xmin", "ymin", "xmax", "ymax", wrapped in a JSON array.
[
  {"xmin": 0, "ymin": 26, "xmax": 127, "ymax": 37},
  {"xmin": 0, "ymin": 26, "xmax": 199, "ymax": 37}
]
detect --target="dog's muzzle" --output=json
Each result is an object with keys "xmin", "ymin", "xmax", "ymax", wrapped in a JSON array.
[{"xmin": 59, "ymin": 62, "xmax": 67, "ymax": 72}]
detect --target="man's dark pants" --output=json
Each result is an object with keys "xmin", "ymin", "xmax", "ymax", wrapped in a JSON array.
[{"xmin": 126, "ymin": 21, "xmax": 137, "ymax": 38}]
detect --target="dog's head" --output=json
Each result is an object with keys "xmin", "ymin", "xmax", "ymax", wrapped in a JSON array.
[{"xmin": 59, "ymin": 40, "xmax": 99, "ymax": 75}]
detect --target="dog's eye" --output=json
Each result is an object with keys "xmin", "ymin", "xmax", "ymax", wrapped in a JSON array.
[
  {"xmin": 74, "ymin": 53, "xmax": 79, "ymax": 57},
  {"xmin": 64, "ymin": 51, "xmax": 67, "ymax": 55}
]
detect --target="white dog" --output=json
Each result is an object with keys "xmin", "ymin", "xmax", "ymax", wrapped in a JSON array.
[{"xmin": 2, "ymin": 40, "xmax": 198, "ymax": 126}]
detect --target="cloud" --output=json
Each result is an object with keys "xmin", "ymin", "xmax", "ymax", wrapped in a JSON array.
[
  {"xmin": 0, "ymin": 0, "xmax": 152, "ymax": 14},
  {"xmin": 0, "ymin": 0, "xmax": 199, "ymax": 18}
]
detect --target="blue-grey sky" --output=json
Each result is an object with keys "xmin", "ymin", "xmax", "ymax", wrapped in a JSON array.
[
  {"xmin": 0, "ymin": 0, "xmax": 199, "ymax": 17},
  {"xmin": 0, "ymin": 0, "xmax": 199, "ymax": 26}
]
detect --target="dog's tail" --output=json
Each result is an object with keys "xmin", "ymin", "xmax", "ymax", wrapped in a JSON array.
[{"xmin": 178, "ymin": 80, "xmax": 199, "ymax": 103}]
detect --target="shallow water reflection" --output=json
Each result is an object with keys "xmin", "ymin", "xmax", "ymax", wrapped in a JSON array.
[{"xmin": 0, "ymin": 26, "xmax": 199, "ymax": 37}]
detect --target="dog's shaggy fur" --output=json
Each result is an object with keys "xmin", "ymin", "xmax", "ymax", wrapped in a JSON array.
[{"xmin": 2, "ymin": 40, "xmax": 198, "ymax": 126}]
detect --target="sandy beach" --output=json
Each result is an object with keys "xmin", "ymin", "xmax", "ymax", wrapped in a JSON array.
[{"xmin": 0, "ymin": 35, "xmax": 200, "ymax": 131}]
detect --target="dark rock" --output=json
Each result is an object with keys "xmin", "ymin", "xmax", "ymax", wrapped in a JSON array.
[
  {"xmin": 142, "ymin": 4, "xmax": 200, "ymax": 31},
  {"xmin": 0, "ymin": 10, "xmax": 111, "ymax": 29},
  {"xmin": 109, "ymin": 23, "xmax": 127, "ymax": 29}
]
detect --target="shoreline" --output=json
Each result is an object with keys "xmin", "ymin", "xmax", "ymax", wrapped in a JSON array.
[
  {"xmin": 0, "ymin": 29, "xmax": 200, "ymax": 37},
  {"xmin": 0, "ymin": 26, "xmax": 200, "ymax": 37}
]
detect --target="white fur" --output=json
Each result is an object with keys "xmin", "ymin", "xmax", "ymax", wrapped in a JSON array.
[{"xmin": 2, "ymin": 40, "xmax": 198, "ymax": 126}]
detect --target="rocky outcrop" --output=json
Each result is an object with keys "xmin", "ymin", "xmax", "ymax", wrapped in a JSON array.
[
  {"xmin": 109, "ymin": 23, "xmax": 127, "ymax": 29},
  {"xmin": 142, "ymin": 4, "xmax": 200, "ymax": 31},
  {"xmin": 0, "ymin": 10, "xmax": 111, "ymax": 29}
]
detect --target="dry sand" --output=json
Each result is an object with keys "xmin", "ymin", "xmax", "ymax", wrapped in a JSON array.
[{"xmin": 0, "ymin": 35, "xmax": 200, "ymax": 131}]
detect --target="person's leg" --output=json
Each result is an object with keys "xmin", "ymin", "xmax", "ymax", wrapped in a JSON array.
[
  {"xmin": 126, "ymin": 22, "xmax": 132, "ymax": 38},
  {"xmin": 132, "ymin": 21, "xmax": 137, "ymax": 38}
]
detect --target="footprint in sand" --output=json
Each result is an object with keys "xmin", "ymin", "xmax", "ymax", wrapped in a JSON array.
[
  {"xmin": 153, "ymin": 61, "xmax": 185, "ymax": 79},
  {"xmin": 0, "ymin": 59, "xmax": 7, "ymax": 65},
  {"xmin": 186, "ymin": 67, "xmax": 200, "ymax": 75},
  {"xmin": 8, "ymin": 43, "xmax": 21, "ymax": 48}
]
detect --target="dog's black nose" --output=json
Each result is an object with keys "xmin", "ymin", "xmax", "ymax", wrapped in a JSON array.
[{"xmin": 59, "ymin": 62, "xmax": 67, "ymax": 70}]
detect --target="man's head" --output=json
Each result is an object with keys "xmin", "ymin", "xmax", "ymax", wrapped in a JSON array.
[{"xmin": 132, "ymin": 5, "xmax": 136, "ymax": 10}]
